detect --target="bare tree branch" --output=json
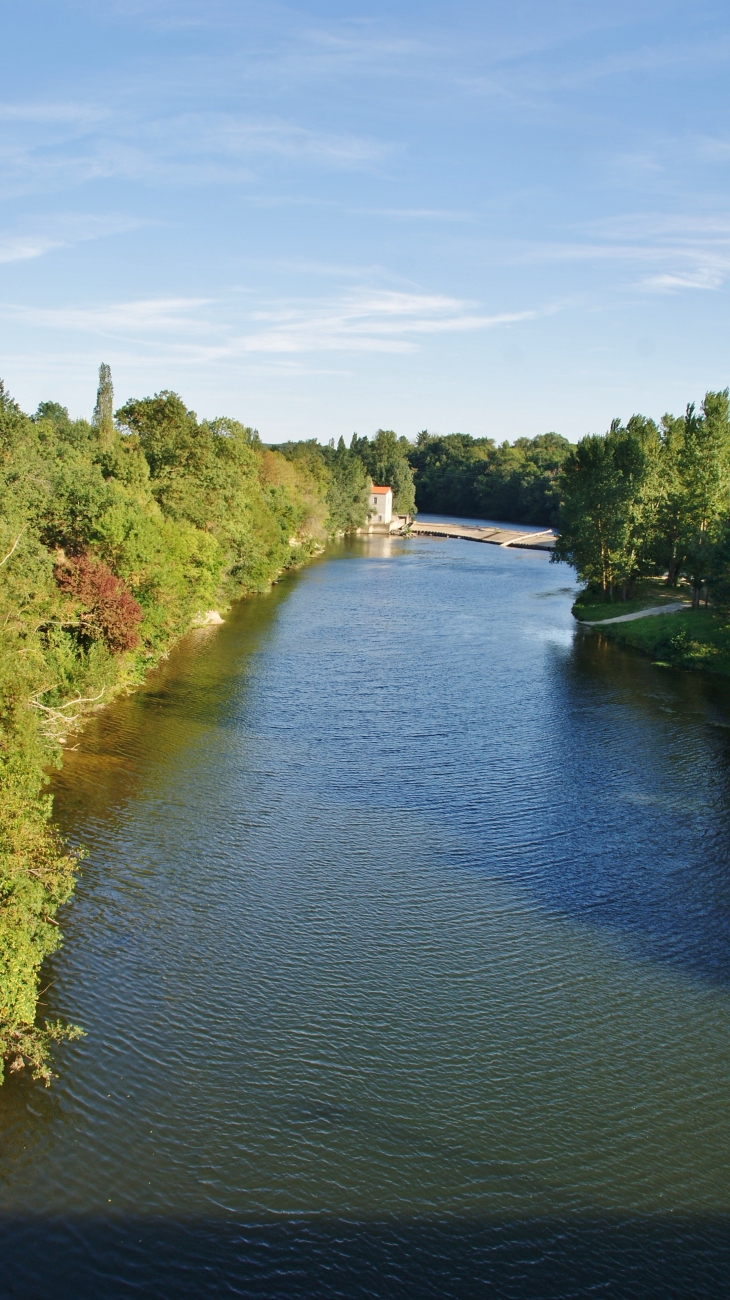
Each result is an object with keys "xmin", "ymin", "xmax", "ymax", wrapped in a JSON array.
[
  {"xmin": 29, "ymin": 687, "xmax": 105, "ymax": 714},
  {"xmin": 0, "ymin": 525, "xmax": 27, "ymax": 567},
  {"xmin": 28, "ymin": 686, "xmax": 106, "ymax": 740}
]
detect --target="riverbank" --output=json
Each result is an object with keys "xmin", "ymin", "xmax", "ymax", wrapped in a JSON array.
[
  {"xmin": 1, "ymin": 541, "xmax": 324, "ymax": 1087},
  {"xmin": 573, "ymin": 583, "xmax": 730, "ymax": 676},
  {"xmin": 0, "ymin": 385, "xmax": 331, "ymax": 1086}
]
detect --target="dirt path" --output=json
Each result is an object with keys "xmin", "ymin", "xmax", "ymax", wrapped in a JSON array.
[{"xmin": 578, "ymin": 601, "xmax": 688, "ymax": 627}]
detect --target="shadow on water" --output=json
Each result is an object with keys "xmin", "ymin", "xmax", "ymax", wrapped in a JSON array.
[
  {"xmin": 1, "ymin": 1213, "xmax": 729, "ymax": 1299},
  {"xmin": 47, "ymin": 568, "xmax": 304, "ymax": 839},
  {"xmin": 529, "ymin": 629, "xmax": 730, "ymax": 986},
  {"xmin": 3, "ymin": 542, "xmax": 730, "ymax": 1300}
]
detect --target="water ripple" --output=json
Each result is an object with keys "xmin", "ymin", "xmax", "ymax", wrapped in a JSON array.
[{"xmin": 1, "ymin": 536, "xmax": 729, "ymax": 1297}]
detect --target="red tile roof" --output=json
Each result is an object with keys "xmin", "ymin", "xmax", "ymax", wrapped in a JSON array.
[{"xmin": 371, "ymin": 485, "xmax": 391, "ymax": 493}]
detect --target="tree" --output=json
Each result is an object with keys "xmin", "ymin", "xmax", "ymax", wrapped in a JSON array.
[
  {"xmin": 0, "ymin": 373, "xmax": 333, "ymax": 1085},
  {"xmin": 351, "ymin": 429, "xmax": 417, "ymax": 515},
  {"xmin": 55, "ymin": 554, "xmax": 143, "ymax": 653},
  {"xmin": 652, "ymin": 412, "xmax": 687, "ymax": 586},
  {"xmin": 92, "ymin": 363, "xmax": 114, "ymax": 450},
  {"xmin": 323, "ymin": 437, "xmax": 370, "ymax": 533},
  {"xmin": 407, "ymin": 430, "xmax": 571, "ymax": 524},
  {"xmin": 675, "ymin": 392, "xmax": 730, "ymax": 607},
  {"xmin": 554, "ymin": 425, "xmax": 649, "ymax": 598},
  {"xmin": 33, "ymin": 401, "xmax": 71, "ymax": 428}
]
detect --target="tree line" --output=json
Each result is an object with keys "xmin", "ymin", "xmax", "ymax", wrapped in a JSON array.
[
  {"xmin": 2, "ymin": 370, "xmax": 402, "ymax": 1085},
  {"xmin": 406, "ymin": 431, "xmax": 572, "ymax": 525},
  {"xmin": 277, "ymin": 426, "xmax": 571, "ymax": 527},
  {"xmin": 276, "ymin": 427, "xmax": 417, "ymax": 525},
  {"xmin": 553, "ymin": 390, "xmax": 730, "ymax": 607},
  {"xmin": 2, "ymin": 368, "xmax": 458, "ymax": 1085}
]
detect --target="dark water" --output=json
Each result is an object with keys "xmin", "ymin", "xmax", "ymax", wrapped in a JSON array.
[{"xmin": 1, "ymin": 534, "xmax": 730, "ymax": 1299}]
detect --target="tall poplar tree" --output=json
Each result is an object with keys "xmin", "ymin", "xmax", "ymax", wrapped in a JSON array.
[{"xmin": 92, "ymin": 362, "xmax": 114, "ymax": 450}]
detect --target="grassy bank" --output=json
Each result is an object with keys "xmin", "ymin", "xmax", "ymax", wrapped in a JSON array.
[
  {"xmin": 572, "ymin": 580, "xmax": 691, "ymax": 624},
  {"xmin": 572, "ymin": 583, "xmax": 730, "ymax": 676},
  {"xmin": 589, "ymin": 609, "xmax": 730, "ymax": 675},
  {"xmin": 0, "ymin": 382, "xmax": 340, "ymax": 1086}
]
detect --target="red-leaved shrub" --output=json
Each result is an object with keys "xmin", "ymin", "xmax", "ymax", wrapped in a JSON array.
[{"xmin": 55, "ymin": 554, "xmax": 143, "ymax": 654}]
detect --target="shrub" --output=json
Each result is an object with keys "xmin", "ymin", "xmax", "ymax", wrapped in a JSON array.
[{"xmin": 55, "ymin": 554, "xmax": 143, "ymax": 654}]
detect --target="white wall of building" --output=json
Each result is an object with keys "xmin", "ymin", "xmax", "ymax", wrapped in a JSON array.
[{"xmin": 369, "ymin": 488, "xmax": 393, "ymax": 524}]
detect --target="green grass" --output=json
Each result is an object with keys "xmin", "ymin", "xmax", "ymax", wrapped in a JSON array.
[
  {"xmin": 572, "ymin": 580, "xmax": 690, "ymax": 625},
  {"xmin": 587, "ymin": 607, "xmax": 730, "ymax": 677}
]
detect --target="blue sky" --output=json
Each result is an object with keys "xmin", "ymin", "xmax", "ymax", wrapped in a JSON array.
[{"xmin": 1, "ymin": 0, "xmax": 729, "ymax": 443}]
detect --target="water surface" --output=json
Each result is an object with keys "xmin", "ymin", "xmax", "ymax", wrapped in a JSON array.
[{"xmin": 1, "ymin": 534, "xmax": 729, "ymax": 1298}]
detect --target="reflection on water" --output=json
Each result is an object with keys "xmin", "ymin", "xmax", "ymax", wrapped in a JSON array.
[{"xmin": 1, "ymin": 535, "xmax": 729, "ymax": 1298}]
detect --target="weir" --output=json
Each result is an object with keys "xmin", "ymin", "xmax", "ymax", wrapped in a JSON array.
[{"xmin": 408, "ymin": 519, "xmax": 557, "ymax": 551}]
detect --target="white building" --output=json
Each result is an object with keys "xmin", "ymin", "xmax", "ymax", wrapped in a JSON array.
[{"xmin": 369, "ymin": 485, "xmax": 393, "ymax": 525}]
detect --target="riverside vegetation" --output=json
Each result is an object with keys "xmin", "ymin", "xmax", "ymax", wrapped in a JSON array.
[
  {"xmin": 406, "ymin": 430, "xmax": 571, "ymax": 525},
  {"xmin": 0, "ymin": 368, "xmax": 418, "ymax": 1085},
  {"xmin": 377, "ymin": 395, "xmax": 730, "ymax": 674},
  {"xmin": 282, "ymin": 429, "xmax": 569, "ymax": 526},
  {"xmin": 4, "ymin": 370, "xmax": 729, "ymax": 1086},
  {"xmin": 553, "ymin": 389, "xmax": 730, "ymax": 674}
]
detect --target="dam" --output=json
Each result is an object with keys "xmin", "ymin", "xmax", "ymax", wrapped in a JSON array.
[{"xmin": 408, "ymin": 518, "xmax": 557, "ymax": 550}]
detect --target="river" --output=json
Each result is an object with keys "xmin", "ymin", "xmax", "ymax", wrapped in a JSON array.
[{"xmin": 1, "ymin": 532, "xmax": 729, "ymax": 1298}]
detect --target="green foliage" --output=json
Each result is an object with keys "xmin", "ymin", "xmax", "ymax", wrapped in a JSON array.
[
  {"xmin": 408, "ymin": 431, "xmax": 571, "ymax": 524},
  {"xmin": 276, "ymin": 436, "xmax": 372, "ymax": 534},
  {"xmin": 553, "ymin": 423, "xmax": 651, "ymax": 597},
  {"xmin": 92, "ymin": 363, "xmax": 114, "ymax": 451},
  {"xmin": 278, "ymin": 429, "xmax": 416, "ymax": 529},
  {"xmin": 33, "ymin": 400, "xmax": 71, "ymax": 429},
  {"xmin": 572, "ymin": 579, "xmax": 687, "ymax": 625},
  {"xmin": 556, "ymin": 391, "xmax": 730, "ymax": 609},
  {"xmin": 322, "ymin": 437, "xmax": 371, "ymax": 533},
  {"xmin": 351, "ymin": 429, "xmax": 417, "ymax": 515},
  {"xmin": 280, "ymin": 425, "xmax": 569, "ymax": 528},
  {"xmin": 674, "ymin": 393, "xmax": 730, "ymax": 601},
  {"xmin": 0, "ymin": 374, "xmax": 328, "ymax": 1085},
  {"xmin": 594, "ymin": 609, "xmax": 730, "ymax": 676}
]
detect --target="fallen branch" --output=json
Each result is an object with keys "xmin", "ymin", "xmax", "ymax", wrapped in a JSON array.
[
  {"xmin": 0, "ymin": 525, "xmax": 27, "ymax": 567},
  {"xmin": 28, "ymin": 686, "xmax": 106, "ymax": 740},
  {"xmin": 29, "ymin": 686, "xmax": 106, "ymax": 715}
]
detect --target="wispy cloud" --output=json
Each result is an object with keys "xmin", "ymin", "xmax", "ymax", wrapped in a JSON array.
[
  {"xmin": 0, "ymin": 289, "xmax": 542, "ymax": 357},
  {"xmin": 0, "ymin": 236, "xmax": 64, "ymax": 264},
  {"xmin": 359, "ymin": 207, "xmax": 476, "ymax": 223},
  {"xmin": 164, "ymin": 113, "xmax": 391, "ymax": 165},
  {"xmin": 0, "ymin": 97, "xmax": 395, "ymax": 196},
  {"xmin": 229, "ymin": 292, "xmax": 536, "ymax": 356},
  {"xmin": 77, "ymin": 0, "xmax": 253, "ymax": 32},
  {"xmin": 644, "ymin": 270, "xmax": 724, "ymax": 290},
  {"xmin": 511, "ymin": 212, "xmax": 730, "ymax": 293},
  {"xmin": 555, "ymin": 32, "xmax": 730, "ymax": 90},
  {"xmin": 0, "ymin": 213, "xmax": 146, "ymax": 264},
  {"xmin": 3, "ymin": 296, "xmax": 212, "ymax": 334},
  {"xmin": 0, "ymin": 100, "xmax": 108, "ymax": 125}
]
